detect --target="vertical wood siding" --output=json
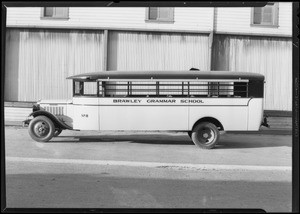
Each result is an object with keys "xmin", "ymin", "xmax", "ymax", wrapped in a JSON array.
[
  {"xmin": 15, "ymin": 29, "xmax": 104, "ymax": 101},
  {"xmin": 212, "ymin": 35, "xmax": 292, "ymax": 111},
  {"xmin": 108, "ymin": 31, "xmax": 210, "ymax": 71},
  {"xmin": 107, "ymin": 31, "xmax": 210, "ymax": 96},
  {"xmin": 5, "ymin": 28, "xmax": 292, "ymax": 111}
]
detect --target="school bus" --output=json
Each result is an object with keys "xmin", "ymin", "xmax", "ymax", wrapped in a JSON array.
[{"xmin": 24, "ymin": 70, "xmax": 269, "ymax": 149}]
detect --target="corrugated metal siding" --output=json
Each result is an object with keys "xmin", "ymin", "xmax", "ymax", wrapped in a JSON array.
[
  {"xmin": 106, "ymin": 31, "xmax": 210, "ymax": 96},
  {"xmin": 108, "ymin": 31, "xmax": 210, "ymax": 71},
  {"xmin": 215, "ymin": 3, "xmax": 292, "ymax": 36},
  {"xmin": 212, "ymin": 35, "xmax": 292, "ymax": 111},
  {"xmin": 14, "ymin": 29, "xmax": 104, "ymax": 101},
  {"xmin": 6, "ymin": 7, "xmax": 213, "ymax": 32}
]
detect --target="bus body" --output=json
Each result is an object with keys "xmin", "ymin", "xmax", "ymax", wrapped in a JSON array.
[{"xmin": 24, "ymin": 70, "xmax": 268, "ymax": 149}]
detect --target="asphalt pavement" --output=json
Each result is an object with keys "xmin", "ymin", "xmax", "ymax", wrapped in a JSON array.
[{"xmin": 4, "ymin": 125, "xmax": 292, "ymax": 212}]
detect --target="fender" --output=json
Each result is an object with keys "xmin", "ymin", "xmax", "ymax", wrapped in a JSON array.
[
  {"xmin": 29, "ymin": 110, "xmax": 73, "ymax": 130},
  {"xmin": 191, "ymin": 116, "xmax": 224, "ymax": 131}
]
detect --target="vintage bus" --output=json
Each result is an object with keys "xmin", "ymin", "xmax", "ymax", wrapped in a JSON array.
[{"xmin": 24, "ymin": 70, "xmax": 269, "ymax": 149}]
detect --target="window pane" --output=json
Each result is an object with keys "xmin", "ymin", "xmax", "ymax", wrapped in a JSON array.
[
  {"xmin": 189, "ymin": 82, "xmax": 209, "ymax": 96},
  {"xmin": 218, "ymin": 82, "xmax": 234, "ymax": 96},
  {"xmin": 158, "ymin": 8, "xmax": 171, "ymax": 19},
  {"xmin": 74, "ymin": 82, "xmax": 82, "ymax": 95},
  {"xmin": 54, "ymin": 7, "xmax": 68, "ymax": 17},
  {"xmin": 262, "ymin": 13, "xmax": 272, "ymax": 24},
  {"xmin": 131, "ymin": 81, "xmax": 156, "ymax": 96},
  {"xmin": 44, "ymin": 7, "xmax": 54, "ymax": 17},
  {"xmin": 84, "ymin": 82, "xmax": 97, "ymax": 96},
  {"xmin": 149, "ymin": 7, "xmax": 158, "ymax": 20},
  {"xmin": 264, "ymin": 5, "xmax": 273, "ymax": 14},
  {"xmin": 160, "ymin": 82, "xmax": 182, "ymax": 96},
  {"xmin": 253, "ymin": 7, "xmax": 262, "ymax": 24},
  {"xmin": 113, "ymin": 81, "xmax": 127, "ymax": 96},
  {"xmin": 262, "ymin": 5, "xmax": 273, "ymax": 24}
]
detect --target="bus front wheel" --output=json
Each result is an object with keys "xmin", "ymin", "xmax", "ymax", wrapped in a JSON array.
[
  {"xmin": 191, "ymin": 122, "xmax": 220, "ymax": 149},
  {"xmin": 28, "ymin": 116, "xmax": 55, "ymax": 142}
]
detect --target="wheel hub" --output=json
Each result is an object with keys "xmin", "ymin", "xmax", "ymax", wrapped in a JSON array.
[
  {"xmin": 203, "ymin": 133, "xmax": 209, "ymax": 138},
  {"xmin": 34, "ymin": 122, "xmax": 49, "ymax": 137},
  {"xmin": 198, "ymin": 128, "xmax": 214, "ymax": 144}
]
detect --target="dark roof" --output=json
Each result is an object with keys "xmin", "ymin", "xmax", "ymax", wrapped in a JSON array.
[{"xmin": 67, "ymin": 70, "xmax": 264, "ymax": 81}]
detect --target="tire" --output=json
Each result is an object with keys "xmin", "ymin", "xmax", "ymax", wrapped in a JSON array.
[
  {"xmin": 191, "ymin": 122, "xmax": 220, "ymax": 149},
  {"xmin": 28, "ymin": 116, "xmax": 55, "ymax": 142},
  {"xmin": 53, "ymin": 128, "xmax": 62, "ymax": 137},
  {"xmin": 187, "ymin": 131, "xmax": 192, "ymax": 138}
]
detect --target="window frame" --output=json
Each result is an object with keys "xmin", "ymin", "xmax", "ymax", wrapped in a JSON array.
[
  {"xmin": 145, "ymin": 7, "xmax": 175, "ymax": 23},
  {"xmin": 251, "ymin": 2, "xmax": 279, "ymax": 27},
  {"xmin": 73, "ymin": 80, "xmax": 255, "ymax": 98},
  {"xmin": 73, "ymin": 81, "xmax": 100, "ymax": 97},
  {"xmin": 41, "ymin": 7, "xmax": 69, "ymax": 20}
]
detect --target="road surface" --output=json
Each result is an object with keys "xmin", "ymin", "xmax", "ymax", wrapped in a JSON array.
[{"xmin": 4, "ymin": 126, "xmax": 292, "ymax": 212}]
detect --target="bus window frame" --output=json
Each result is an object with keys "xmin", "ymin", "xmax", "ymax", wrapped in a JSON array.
[
  {"xmin": 72, "ymin": 78, "xmax": 264, "ymax": 98},
  {"xmin": 73, "ymin": 80, "xmax": 100, "ymax": 97}
]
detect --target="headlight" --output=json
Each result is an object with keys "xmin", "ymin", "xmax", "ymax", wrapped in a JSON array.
[{"xmin": 32, "ymin": 104, "xmax": 40, "ymax": 112}]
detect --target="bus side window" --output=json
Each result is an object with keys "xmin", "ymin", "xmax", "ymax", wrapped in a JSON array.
[
  {"xmin": 74, "ymin": 81, "xmax": 84, "ymax": 96},
  {"xmin": 83, "ymin": 81, "xmax": 97, "ymax": 96},
  {"xmin": 234, "ymin": 82, "xmax": 247, "ymax": 97},
  {"xmin": 248, "ymin": 80, "xmax": 264, "ymax": 98}
]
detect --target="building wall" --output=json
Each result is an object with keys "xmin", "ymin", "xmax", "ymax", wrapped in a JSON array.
[
  {"xmin": 4, "ymin": 5, "xmax": 293, "ymax": 111},
  {"xmin": 6, "ymin": 4, "xmax": 292, "ymax": 36},
  {"xmin": 6, "ymin": 7, "xmax": 214, "ymax": 32},
  {"xmin": 108, "ymin": 31, "xmax": 209, "ymax": 71},
  {"xmin": 215, "ymin": 2, "xmax": 292, "ymax": 36},
  {"xmin": 5, "ymin": 29, "xmax": 105, "ymax": 101},
  {"xmin": 212, "ymin": 34, "xmax": 292, "ymax": 111}
]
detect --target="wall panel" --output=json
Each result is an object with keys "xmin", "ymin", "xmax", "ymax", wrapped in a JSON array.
[
  {"xmin": 108, "ymin": 31, "xmax": 210, "ymax": 71},
  {"xmin": 212, "ymin": 34, "xmax": 292, "ymax": 111},
  {"xmin": 5, "ymin": 29, "xmax": 20, "ymax": 101},
  {"xmin": 14, "ymin": 29, "xmax": 104, "ymax": 101}
]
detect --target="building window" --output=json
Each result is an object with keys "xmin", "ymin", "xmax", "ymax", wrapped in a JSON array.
[
  {"xmin": 251, "ymin": 2, "xmax": 279, "ymax": 26},
  {"xmin": 146, "ymin": 7, "xmax": 174, "ymax": 22},
  {"xmin": 41, "ymin": 7, "xmax": 69, "ymax": 19}
]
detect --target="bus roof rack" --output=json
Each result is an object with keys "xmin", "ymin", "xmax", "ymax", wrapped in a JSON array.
[{"xmin": 67, "ymin": 70, "xmax": 264, "ymax": 81}]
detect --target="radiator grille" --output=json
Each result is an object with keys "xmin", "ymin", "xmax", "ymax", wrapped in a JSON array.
[{"xmin": 44, "ymin": 106, "xmax": 64, "ymax": 115}]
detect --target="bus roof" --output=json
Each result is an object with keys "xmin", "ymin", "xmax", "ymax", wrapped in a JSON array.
[{"xmin": 67, "ymin": 71, "xmax": 264, "ymax": 81}]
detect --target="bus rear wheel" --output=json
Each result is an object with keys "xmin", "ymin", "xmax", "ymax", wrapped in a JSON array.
[
  {"xmin": 191, "ymin": 122, "xmax": 220, "ymax": 149},
  {"xmin": 28, "ymin": 116, "xmax": 55, "ymax": 142}
]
